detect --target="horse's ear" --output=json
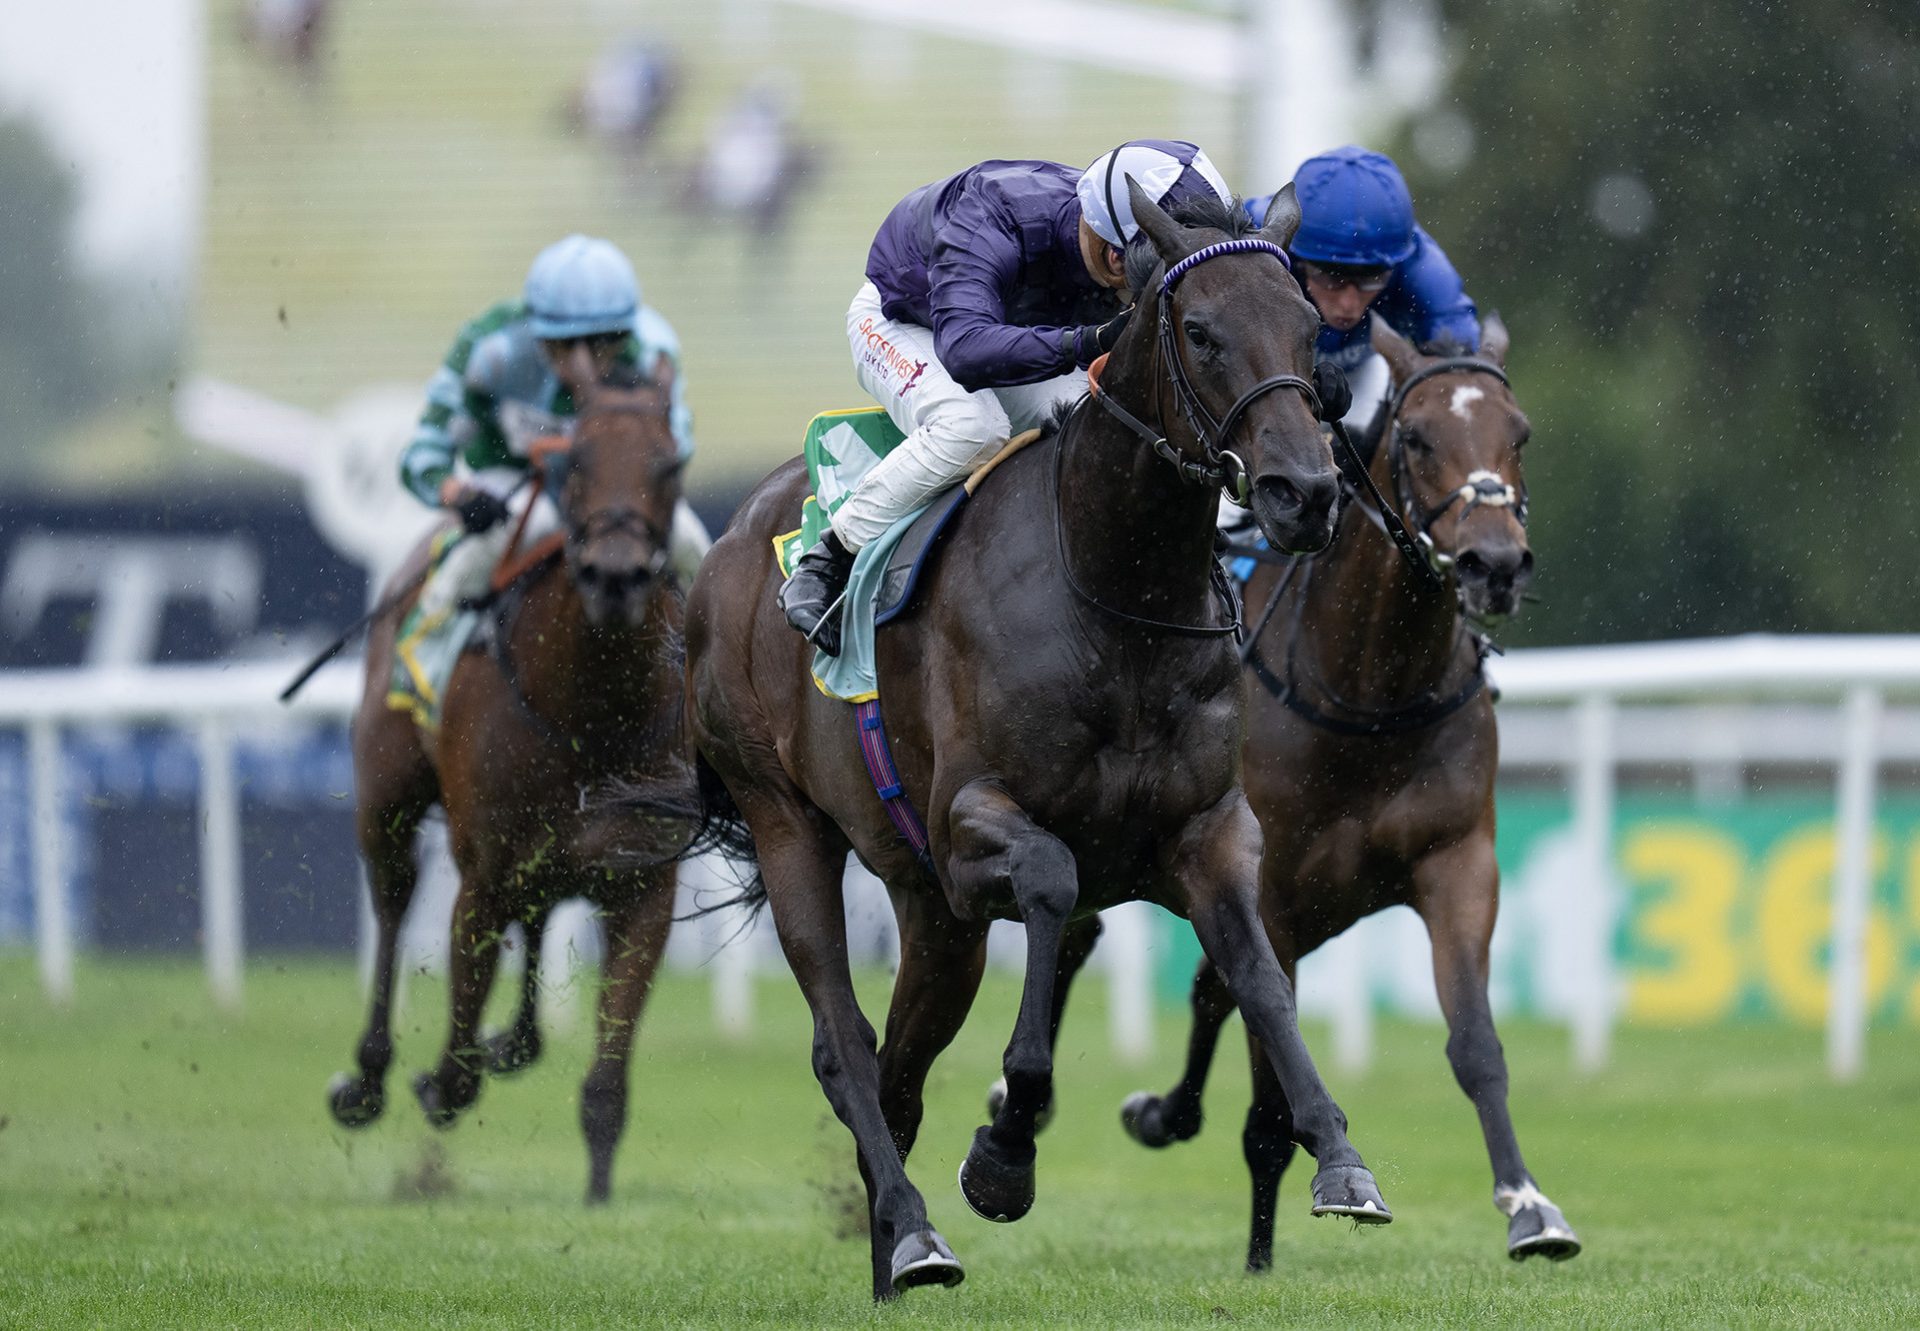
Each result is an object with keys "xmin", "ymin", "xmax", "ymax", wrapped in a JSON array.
[
  {"xmin": 1256, "ymin": 182, "xmax": 1302, "ymax": 250},
  {"xmin": 1479, "ymin": 310, "xmax": 1510, "ymax": 368},
  {"xmin": 1126, "ymin": 175, "xmax": 1188, "ymax": 261},
  {"xmin": 1372, "ymin": 318, "xmax": 1422, "ymax": 383}
]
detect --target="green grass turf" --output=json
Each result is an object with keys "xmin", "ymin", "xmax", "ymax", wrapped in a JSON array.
[{"xmin": 0, "ymin": 956, "xmax": 1915, "ymax": 1328}]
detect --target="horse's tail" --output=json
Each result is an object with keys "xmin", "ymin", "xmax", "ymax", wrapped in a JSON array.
[{"xmin": 607, "ymin": 755, "xmax": 766, "ymax": 921}]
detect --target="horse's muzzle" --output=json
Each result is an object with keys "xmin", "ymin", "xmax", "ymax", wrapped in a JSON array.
[
  {"xmin": 1454, "ymin": 540, "xmax": 1534, "ymax": 622},
  {"xmin": 576, "ymin": 556, "xmax": 659, "ymax": 627},
  {"xmin": 1250, "ymin": 467, "xmax": 1341, "ymax": 555}
]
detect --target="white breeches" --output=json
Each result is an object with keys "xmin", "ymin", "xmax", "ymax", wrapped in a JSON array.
[
  {"xmin": 416, "ymin": 466, "xmax": 711, "ymax": 619},
  {"xmin": 833, "ymin": 281, "xmax": 1084, "ymax": 550}
]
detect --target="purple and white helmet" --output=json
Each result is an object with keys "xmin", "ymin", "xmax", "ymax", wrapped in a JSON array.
[{"xmin": 1076, "ymin": 140, "xmax": 1232, "ymax": 247}]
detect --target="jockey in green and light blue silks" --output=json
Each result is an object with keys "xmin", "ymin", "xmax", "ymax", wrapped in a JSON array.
[{"xmin": 400, "ymin": 234, "xmax": 710, "ymax": 626}]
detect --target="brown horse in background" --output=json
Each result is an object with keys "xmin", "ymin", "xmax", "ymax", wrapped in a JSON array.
[
  {"xmin": 1029, "ymin": 316, "xmax": 1580, "ymax": 1268},
  {"xmin": 326, "ymin": 369, "xmax": 690, "ymax": 1204},
  {"xmin": 662, "ymin": 184, "xmax": 1391, "ymax": 1301}
]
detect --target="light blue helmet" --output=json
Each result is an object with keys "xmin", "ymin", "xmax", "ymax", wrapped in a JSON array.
[{"xmin": 524, "ymin": 235, "xmax": 640, "ymax": 339}]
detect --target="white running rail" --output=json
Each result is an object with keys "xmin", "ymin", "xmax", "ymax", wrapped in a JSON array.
[{"xmin": 4, "ymin": 633, "xmax": 1918, "ymax": 1079}]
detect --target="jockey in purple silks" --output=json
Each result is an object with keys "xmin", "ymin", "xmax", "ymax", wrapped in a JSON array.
[{"xmin": 779, "ymin": 140, "xmax": 1233, "ymax": 651}]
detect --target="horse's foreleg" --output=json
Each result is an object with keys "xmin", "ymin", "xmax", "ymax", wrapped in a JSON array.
[
  {"xmin": 414, "ymin": 878, "xmax": 506, "ymax": 1128},
  {"xmin": 947, "ymin": 779, "xmax": 1078, "ymax": 1226},
  {"xmin": 1173, "ymin": 792, "xmax": 1390, "ymax": 1224},
  {"xmin": 1121, "ymin": 953, "xmax": 1236, "ymax": 1149},
  {"xmin": 484, "ymin": 912, "xmax": 547, "ymax": 1077},
  {"xmin": 580, "ymin": 873, "xmax": 676, "ymax": 1205},
  {"xmin": 757, "ymin": 804, "xmax": 961, "ymax": 1300},
  {"xmin": 1416, "ymin": 836, "xmax": 1581, "ymax": 1261},
  {"xmin": 986, "ymin": 914, "xmax": 1101, "ymax": 1133},
  {"xmin": 329, "ymin": 790, "xmax": 428, "ymax": 1128},
  {"xmin": 1240, "ymin": 1027, "xmax": 1297, "ymax": 1272}
]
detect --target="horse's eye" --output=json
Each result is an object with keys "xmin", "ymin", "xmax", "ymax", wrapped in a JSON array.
[
  {"xmin": 1400, "ymin": 426, "xmax": 1432, "ymax": 454},
  {"xmin": 1184, "ymin": 322, "xmax": 1216, "ymax": 353},
  {"xmin": 1515, "ymin": 425, "xmax": 1533, "ymax": 449}
]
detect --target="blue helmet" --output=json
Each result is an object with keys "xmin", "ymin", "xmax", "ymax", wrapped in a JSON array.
[
  {"xmin": 1291, "ymin": 146, "xmax": 1417, "ymax": 270},
  {"xmin": 524, "ymin": 235, "xmax": 640, "ymax": 339}
]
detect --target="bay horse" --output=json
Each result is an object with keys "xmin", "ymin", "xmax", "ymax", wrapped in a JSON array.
[
  {"xmin": 326, "ymin": 366, "xmax": 690, "ymax": 1205},
  {"xmin": 1025, "ymin": 315, "xmax": 1581, "ymax": 1268},
  {"xmin": 672, "ymin": 183, "xmax": 1390, "ymax": 1300}
]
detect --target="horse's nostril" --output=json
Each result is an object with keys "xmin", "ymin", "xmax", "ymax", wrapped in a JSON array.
[{"xmin": 1455, "ymin": 550, "xmax": 1491, "ymax": 582}]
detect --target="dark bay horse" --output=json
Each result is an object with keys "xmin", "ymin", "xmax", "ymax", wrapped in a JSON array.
[
  {"xmin": 1034, "ymin": 316, "xmax": 1580, "ymax": 1268},
  {"xmin": 327, "ymin": 369, "xmax": 690, "ymax": 1204},
  {"xmin": 674, "ymin": 183, "xmax": 1389, "ymax": 1300}
]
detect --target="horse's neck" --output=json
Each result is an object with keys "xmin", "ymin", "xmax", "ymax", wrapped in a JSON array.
[
  {"xmin": 514, "ymin": 573, "xmax": 675, "ymax": 742},
  {"xmin": 1055, "ymin": 375, "xmax": 1220, "ymax": 624},
  {"xmin": 1298, "ymin": 490, "xmax": 1465, "ymax": 707}
]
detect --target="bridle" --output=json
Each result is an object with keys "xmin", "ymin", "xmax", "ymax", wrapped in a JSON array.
[
  {"xmin": 1229, "ymin": 354, "xmax": 1529, "ymax": 733},
  {"xmin": 551, "ymin": 395, "xmax": 678, "ymax": 582},
  {"xmin": 1090, "ymin": 238, "xmax": 1323, "ymax": 505},
  {"xmin": 1361, "ymin": 357, "xmax": 1525, "ymax": 585}
]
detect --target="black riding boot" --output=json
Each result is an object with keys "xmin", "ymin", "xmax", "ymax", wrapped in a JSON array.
[{"xmin": 779, "ymin": 530, "xmax": 856, "ymax": 657}]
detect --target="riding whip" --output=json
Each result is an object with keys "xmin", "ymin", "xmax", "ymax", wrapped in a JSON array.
[{"xmin": 277, "ymin": 472, "xmax": 535, "ymax": 703}]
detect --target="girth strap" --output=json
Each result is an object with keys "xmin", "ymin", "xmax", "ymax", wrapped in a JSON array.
[{"xmin": 854, "ymin": 699, "xmax": 935, "ymax": 872}]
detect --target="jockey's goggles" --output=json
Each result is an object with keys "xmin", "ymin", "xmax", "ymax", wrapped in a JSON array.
[{"xmin": 1298, "ymin": 261, "xmax": 1392, "ymax": 294}]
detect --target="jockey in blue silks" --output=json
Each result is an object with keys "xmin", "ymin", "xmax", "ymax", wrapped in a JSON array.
[
  {"xmin": 779, "ymin": 139, "xmax": 1234, "ymax": 650},
  {"xmin": 1244, "ymin": 145, "xmax": 1480, "ymax": 426}
]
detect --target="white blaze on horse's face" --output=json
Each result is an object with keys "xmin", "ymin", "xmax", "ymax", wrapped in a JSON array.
[{"xmin": 1449, "ymin": 384, "xmax": 1485, "ymax": 422}]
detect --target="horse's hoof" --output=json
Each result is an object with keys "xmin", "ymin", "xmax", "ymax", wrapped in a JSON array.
[
  {"xmin": 1120, "ymin": 1091, "xmax": 1200, "ymax": 1149},
  {"xmin": 985, "ymin": 1076, "xmax": 1055, "ymax": 1133},
  {"xmin": 957, "ymin": 1125, "xmax": 1035, "ymax": 1223},
  {"xmin": 412, "ymin": 1071, "xmax": 472, "ymax": 1129},
  {"xmin": 1309, "ymin": 1164, "xmax": 1392, "ymax": 1224},
  {"xmin": 326, "ymin": 1072, "xmax": 384, "ymax": 1128},
  {"xmin": 483, "ymin": 1028, "xmax": 541, "ymax": 1077},
  {"xmin": 1502, "ymin": 1186, "xmax": 1581, "ymax": 1260},
  {"xmin": 889, "ymin": 1229, "xmax": 964, "ymax": 1291}
]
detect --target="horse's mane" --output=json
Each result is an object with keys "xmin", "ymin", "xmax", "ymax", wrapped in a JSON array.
[{"xmin": 1124, "ymin": 193, "xmax": 1257, "ymax": 295}]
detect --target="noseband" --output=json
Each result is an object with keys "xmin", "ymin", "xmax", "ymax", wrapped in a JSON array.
[
  {"xmin": 557, "ymin": 396, "xmax": 677, "ymax": 567},
  {"xmin": 1092, "ymin": 239, "xmax": 1323, "ymax": 504}
]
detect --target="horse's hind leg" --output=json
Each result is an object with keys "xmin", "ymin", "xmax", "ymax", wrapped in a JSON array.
[
  {"xmin": 1121, "ymin": 953, "xmax": 1237, "ymax": 1149},
  {"xmin": 750, "ymin": 797, "xmax": 961, "ymax": 1299},
  {"xmin": 879, "ymin": 886, "xmax": 989, "ymax": 1164},
  {"xmin": 947, "ymin": 780, "xmax": 1079, "ymax": 1226},
  {"xmin": 329, "ymin": 717, "xmax": 433, "ymax": 1128},
  {"xmin": 484, "ymin": 911, "xmax": 547, "ymax": 1077},
  {"xmin": 985, "ymin": 913, "xmax": 1100, "ymax": 1133},
  {"xmin": 579, "ymin": 871, "xmax": 676, "ymax": 1204},
  {"xmin": 1172, "ymin": 793, "xmax": 1389, "ymax": 1223},
  {"xmin": 1416, "ymin": 837, "xmax": 1581, "ymax": 1261}
]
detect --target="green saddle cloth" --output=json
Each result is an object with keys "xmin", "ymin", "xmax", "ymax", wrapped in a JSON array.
[
  {"xmin": 387, "ymin": 529, "xmax": 486, "ymax": 732},
  {"xmin": 774, "ymin": 408, "xmax": 928, "ymax": 704}
]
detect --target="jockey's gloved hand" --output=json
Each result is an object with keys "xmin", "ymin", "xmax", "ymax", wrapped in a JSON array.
[
  {"xmin": 454, "ymin": 489, "xmax": 510, "ymax": 534},
  {"xmin": 1312, "ymin": 361, "xmax": 1353, "ymax": 423},
  {"xmin": 1073, "ymin": 308, "xmax": 1131, "ymax": 367}
]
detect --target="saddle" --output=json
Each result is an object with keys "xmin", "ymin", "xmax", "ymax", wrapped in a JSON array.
[{"xmin": 775, "ymin": 409, "xmax": 1042, "ymax": 702}]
